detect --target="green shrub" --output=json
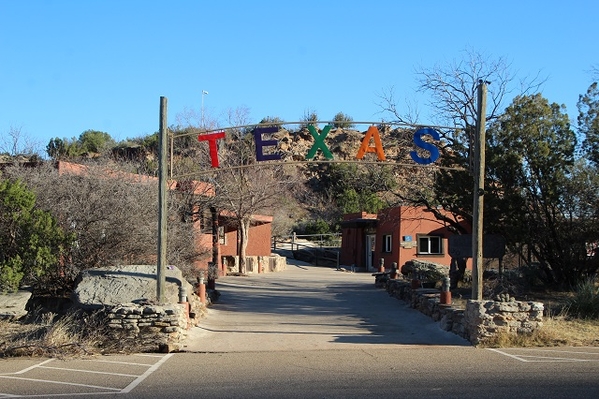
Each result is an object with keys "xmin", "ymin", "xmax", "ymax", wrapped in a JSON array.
[
  {"xmin": 566, "ymin": 278, "xmax": 599, "ymax": 319},
  {"xmin": 332, "ymin": 112, "xmax": 355, "ymax": 129},
  {"xmin": 259, "ymin": 116, "xmax": 284, "ymax": 127},
  {"xmin": 0, "ymin": 179, "xmax": 69, "ymax": 293},
  {"xmin": 305, "ymin": 218, "xmax": 330, "ymax": 235},
  {"xmin": 304, "ymin": 218, "xmax": 331, "ymax": 236},
  {"xmin": 300, "ymin": 109, "xmax": 319, "ymax": 129}
]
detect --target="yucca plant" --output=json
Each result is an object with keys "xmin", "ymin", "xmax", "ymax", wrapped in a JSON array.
[{"xmin": 566, "ymin": 278, "xmax": 599, "ymax": 319}]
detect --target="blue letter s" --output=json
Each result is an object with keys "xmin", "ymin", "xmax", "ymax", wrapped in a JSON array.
[{"xmin": 410, "ymin": 128, "xmax": 440, "ymax": 165}]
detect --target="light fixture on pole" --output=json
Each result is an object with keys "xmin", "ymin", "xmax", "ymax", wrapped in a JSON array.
[{"xmin": 202, "ymin": 90, "xmax": 208, "ymax": 127}]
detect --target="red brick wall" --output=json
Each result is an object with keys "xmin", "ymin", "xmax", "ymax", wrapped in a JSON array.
[
  {"xmin": 219, "ymin": 222, "xmax": 272, "ymax": 257},
  {"xmin": 380, "ymin": 206, "xmax": 455, "ymax": 268}
]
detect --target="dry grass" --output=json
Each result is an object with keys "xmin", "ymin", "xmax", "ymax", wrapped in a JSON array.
[
  {"xmin": 444, "ymin": 283, "xmax": 599, "ymax": 348},
  {"xmin": 479, "ymin": 315, "xmax": 599, "ymax": 348},
  {"xmin": 0, "ymin": 310, "xmax": 148, "ymax": 359}
]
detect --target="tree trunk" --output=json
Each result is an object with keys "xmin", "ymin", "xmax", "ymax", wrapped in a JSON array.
[
  {"xmin": 449, "ymin": 257, "xmax": 468, "ymax": 290},
  {"xmin": 238, "ymin": 217, "xmax": 250, "ymax": 274}
]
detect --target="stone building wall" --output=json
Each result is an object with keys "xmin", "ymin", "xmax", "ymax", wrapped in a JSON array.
[{"xmin": 384, "ymin": 279, "xmax": 544, "ymax": 345}]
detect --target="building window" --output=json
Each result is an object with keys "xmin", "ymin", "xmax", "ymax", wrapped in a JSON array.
[
  {"xmin": 383, "ymin": 234, "xmax": 392, "ymax": 253},
  {"xmin": 218, "ymin": 226, "xmax": 226, "ymax": 245},
  {"xmin": 418, "ymin": 235, "xmax": 443, "ymax": 255}
]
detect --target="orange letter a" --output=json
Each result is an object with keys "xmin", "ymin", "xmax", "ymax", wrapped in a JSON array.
[{"xmin": 356, "ymin": 126, "xmax": 386, "ymax": 161}]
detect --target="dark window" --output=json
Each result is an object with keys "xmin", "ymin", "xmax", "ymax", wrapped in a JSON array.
[
  {"xmin": 418, "ymin": 235, "xmax": 443, "ymax": 255},
  {"xmin": 383, "ymin": 234, "xmax": 392, "ymax": 252}
]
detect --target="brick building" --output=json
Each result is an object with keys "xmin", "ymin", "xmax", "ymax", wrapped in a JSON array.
[{"xmin": 340, "ymin": 206, "xmax": 470, "ymax": 272}]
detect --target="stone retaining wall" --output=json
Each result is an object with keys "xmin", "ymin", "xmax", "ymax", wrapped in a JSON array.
[
  {"xmin": 385, "ymin": 279, "xmax": 544, "ymax": 345},
  {"xmin": 223, "ymin": 254, "xmax": 287, "ymax": 274},
  {"xmin": 464, "ymin": 299, "xmax": 544, "ymax": 344},
  {"xmin": 106, "ymin": 303, "xmax": 190, "ymax": 352}
]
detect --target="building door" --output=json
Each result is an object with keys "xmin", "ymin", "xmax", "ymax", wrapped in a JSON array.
[{"xmin": 365, "ymin": 234, "xmax": 376, "ymax": 271}]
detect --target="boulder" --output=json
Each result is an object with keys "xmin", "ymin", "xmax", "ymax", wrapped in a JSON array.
[
  {"xmin": 71, "ymin": 265, "xmax": 195, "ymax": 310},
  {"xmin": 401, "ymin": 259, "xmax": 449, "ymax": 282},
  {"xmin": 0, "ymin": 290, "xmax": 32, "ymax": 320}
]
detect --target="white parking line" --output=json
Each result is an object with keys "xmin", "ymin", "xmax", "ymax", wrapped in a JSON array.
[
  {"xmin": 516, "ymin": 355, "xmax": 596, "ymax": 362},
  {"xmin": 516, "ymin": 348, "xmax": 599, "ymax": 356},
  {"xmin": 0, "ymin": 375, "xmax": 121, "ymax": 391},
  {"xmin": 2, "ymin": 359, "xmax": 55, "ymax": 375},
  {"xmin": 121, "ymin": 353, "xmax": 173, "ymax": 393},
  {"xmin": 487, "ymin": 348, "xmax": 528, "ymax": 362},
  {"xmin": 38, "ymin": 365, "xmax": 139, "ymax": 377},
  {"xmin": 0, "ymin": 353, "xmax": 173, "ymax": 397},
  {"xmin": 489, "ymin": 347, "xmax": 599, "ymax": 363},
  {"xmin": 91, "ymin": 359, "xmax": 163, "ymax": 366}
]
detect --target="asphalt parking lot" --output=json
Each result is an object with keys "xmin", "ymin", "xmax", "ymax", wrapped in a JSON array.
[
  {"xmin": 1, "ymin": 262, "xmax": 599, "ymax": 397},
  {"xmin": 2, "ymin": 347, "xmax": 599, "ymax": 398},
  {"xmin": 0, "ymin": 353, "xmax": 172, "ymax": 397}
]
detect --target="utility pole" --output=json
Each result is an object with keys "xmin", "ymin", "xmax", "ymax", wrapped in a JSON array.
[
  {"xmin": 157, "ymin": 96, "xmax": 168, "ymax": 304},
  {"xmin": 472, "ymin": 81, "xmax": 487, "ymax": 301}
]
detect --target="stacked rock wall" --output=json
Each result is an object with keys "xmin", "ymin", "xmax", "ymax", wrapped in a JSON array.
[
  {"xmin": 465, "ymin": 299, "xmax": 544, "ymax": 345},
  {"xmin": 385, "ymin": 279, "xmax": 544, "ymax": 345},
  {"xmin": 223, "ymin": 254, "xmax": 287, "ymax": 274},
  {"xmin": 106, "ymin": 303, "xmax": 190, "ymax": 352},
  {"xmin": 71, "ymin": 265, "xmax": 205, "ymax": 352}
]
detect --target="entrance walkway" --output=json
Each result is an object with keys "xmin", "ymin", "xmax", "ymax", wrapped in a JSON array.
[{"xmin": 183, "ymin": 257, "xmax": 469, "ymax": 352}]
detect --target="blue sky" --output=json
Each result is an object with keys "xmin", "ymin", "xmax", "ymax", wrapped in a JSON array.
[{"xmin": 1, "ymin": 0, "xmax": 597, "ymax": 154}]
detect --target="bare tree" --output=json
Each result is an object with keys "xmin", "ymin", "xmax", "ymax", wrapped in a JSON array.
[
  {"xmin": 376, "ymin": 49, "xmax": 545, "ymax": 286},
  {"xmin": 216, "ymin": 162, "xmax": 293, "ymax": 273},
  {"xmin": 378, "ymin": 49, "xmax": 544, "ymax": 150},
  {"xmin": 375, "ymin": 86, "xmax": 421, "ymax": 125},
  {"xmin": 171, "ymin": 105, "xmax": 304, "ymax": 274},
  {"xmin": 6, "ymin": 162, "xmax": 209, "ymax": 288},
  {"xmin": 0, "ymin": 126, "xmax": 42, "ymax": 157},
  {"xmin": 197, "ymin": 107, "xmax": 297, "ymax": 274}
]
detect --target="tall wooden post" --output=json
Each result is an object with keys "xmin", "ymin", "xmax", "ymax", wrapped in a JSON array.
[
  {"xmin": 472, "ymin": 81, "xmax": 487, "ymax": 301},
  {"xmin": 208, "ymin": 206, "xmax": 219, "ymax": 290},
  {"xmin": 157, "ymin": 96, "xmax": 168, "ymax": 304}
]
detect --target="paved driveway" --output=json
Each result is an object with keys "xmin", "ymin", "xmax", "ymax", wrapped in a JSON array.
[{"xmin": 183, "ymin": 258, "xmax": 469, "ymax": 352}]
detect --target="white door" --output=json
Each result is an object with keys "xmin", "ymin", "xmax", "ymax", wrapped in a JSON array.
[{"xmin": 366, "ymin": 235, "xmax": 376, "ymax": 271}]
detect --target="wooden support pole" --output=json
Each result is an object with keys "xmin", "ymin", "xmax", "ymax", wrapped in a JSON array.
[
  {"xmin": 472, "ymin": 81, "xmax": 487, "ymax": 301},
  {"xmin": 157, "ymin": 96, "xmax": 168, "ymax": 304}
]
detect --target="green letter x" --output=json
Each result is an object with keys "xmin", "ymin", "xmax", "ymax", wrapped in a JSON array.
[{"xmin": 306, "ymin": 125, "xmax": 333, "ymax": 160}]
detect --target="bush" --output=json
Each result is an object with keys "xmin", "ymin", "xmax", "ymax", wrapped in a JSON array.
[
  {"xmin": 259, "ymin": 116, "xmax": 284, "ymax": 128},
  {"xmin": 332, "ymin": 112, "xmax": 355, "ymax": 129},
  {"xmin": 303, "ymin": 218, "xmax": 331, "ymax": 236},
  {"xmin": 566, "ymin": 278, "xmax": 599, "ymax": 319},
  {"xmin": 0, "ymin": 178, "xmax": 69, "ymax": 293},
  {"xmin": 300, "ymin": 109, "xmax": 319, "ymax": 129},
  {"xmin": 401, "ymin": 260, "xmax": 449, "ymax": 282}
]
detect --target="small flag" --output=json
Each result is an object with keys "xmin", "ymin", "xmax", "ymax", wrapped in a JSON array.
[{"xmin": 203, "ymin": 90, "xmax": 209, "ymax": 95}]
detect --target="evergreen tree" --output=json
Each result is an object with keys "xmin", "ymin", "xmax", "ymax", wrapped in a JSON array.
[{"xmin": 0, "ymin": 179, "xmax": 69, "ymax": 292}]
